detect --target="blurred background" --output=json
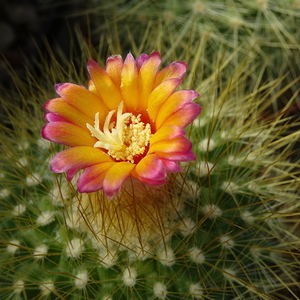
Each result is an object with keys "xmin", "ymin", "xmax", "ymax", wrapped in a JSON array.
[
  {"xmin": 1, "ymin": 0, "xmax": 299, "ymax": 95},
  {"xmin": 0, "ymin": 0, "xmax": 88, "ymax": 90}
]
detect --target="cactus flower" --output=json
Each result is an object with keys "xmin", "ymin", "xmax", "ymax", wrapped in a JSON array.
[{"xmin": 41, "ymin": 52, "xmax": 200, "ymax": 198}]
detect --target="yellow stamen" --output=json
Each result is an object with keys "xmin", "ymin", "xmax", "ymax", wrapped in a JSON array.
[{"xmin": 87, "ymin": 102, "xmax": 152, "ymax": 163}]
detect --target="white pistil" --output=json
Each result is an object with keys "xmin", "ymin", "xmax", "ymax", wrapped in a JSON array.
[{"xmin": 87, "ymin": 102, "xmax": 131, "ymax": 151}]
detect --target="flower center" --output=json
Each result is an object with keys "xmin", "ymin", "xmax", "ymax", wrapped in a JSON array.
[{"xmin": 87, "ymin": 102, "xmax": 152, "ymax": 163}]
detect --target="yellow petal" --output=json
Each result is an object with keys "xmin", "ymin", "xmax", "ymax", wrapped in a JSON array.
[
  {"xmin": 150, "ymin": 125, "xmax": 185, "ymax": 145},
  {"xmin": 120, "ymin": 53, "xmax": 139, "ymax": 113},
  {"xmin": 55, "ymin": 83, "xmax": 109, "ymax": 128},
  {"xmin": 106, "ymin": 55, "xmax": 123, "ymax": 87},
  {"xmin": 138, "ymin": 52, "xmax": 161, "ymax": 112},
  {"xmin": 147, "ymin": 78, "xmax": 181, "ymax": 123},
  {"xmin": 155, "ymin": 90, "xmax": 200, "ymax": 129},
  {"xmin": 159, "ymin": 103, "xmax": 201, "ymax": 128},
  {"xmin": 77, "ymin": 162, "xmax": 114, "ymax": 193},
  {"xmin": 154, "ymin": 61, "xmax": 187, "ymax": 88},
  {"xmin": 87, "ymin": 59, "xmax": 123, "ymax": 110},
  {"xmin": 44, "ymin": 98, "xmax": 94, "ymax": 129},
  {"xmin": 103, "ymin": 162, "xmax": 135, "ymax": 198},
  {"xmin": 134, "ymin": 154, "xmax": 166, "ymax": 184},
  {"xmin": 149, "ymin": 136, "xmax": 190, "ymax": 154},
  {"xmin": 87, "ymin": 79, "xmax": 100, "ymax": 97},
  {"xmin": 42, "ymin": 122, "xmax": 96, "ymax": 147},
  {"xmin": 51, "ymin": 146, "xmax": 112, "ymax": 173}
]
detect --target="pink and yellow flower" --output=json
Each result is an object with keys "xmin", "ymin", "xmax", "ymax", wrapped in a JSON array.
[{"xmin": 41, "ymin": 52, "xmax": 200, "ymax": 198}]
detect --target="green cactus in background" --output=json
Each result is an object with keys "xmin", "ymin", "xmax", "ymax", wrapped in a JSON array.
[
  {"xmin": 1, "ymin": 16, "xmax": 300, "ymax": 300},
  {"xmin": 90, "ymin": 0, "xmax": 300, "ymax": 109}
]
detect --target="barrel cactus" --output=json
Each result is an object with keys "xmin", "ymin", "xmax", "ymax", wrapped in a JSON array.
[{"xmin": 0, "ymin": 33, "xmax": 299, "ymax": 300}]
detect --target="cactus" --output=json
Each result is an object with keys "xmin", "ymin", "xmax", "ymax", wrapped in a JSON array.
[
  {"xmin": 90, "ymin": 0, "xmax": 300, "ymax": 104},
  {"xmin": 1, "ymin": 23, "xmax": 300, "ymax": 300}
]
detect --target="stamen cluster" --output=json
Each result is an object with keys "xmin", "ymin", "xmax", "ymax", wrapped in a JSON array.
[
  {"xmin": 111, "ymin": 114, "xmax": 152, "ymax": 163},
  {"xmin": 87, "ymin": 102, "xmax": 152, "ymax": 163}
]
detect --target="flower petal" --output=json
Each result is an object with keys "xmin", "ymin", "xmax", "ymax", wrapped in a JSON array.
[
  {"xmin": 106, "ymin": 54, "xmax": 123, "ymax": 87},
  {"xmin": 138, "ymin": 177, "xmax": 166, "ymax": 186},
  {"xmin": 148, "ymin": 78, "xmax": 181, "ymax": 122},
  {"xmin": 156, "ymin": 150, "xmax": 196, "ymax": 162},
  {"xmin": 67, "ymin": 168, "xmax": 81, "ymax": 181},
  {"xmin": 87, "ymin": 59, "xmax": 123, "ymax": 110},
  {"xmin": 155, "ymin": 90, "xmax": 200, "ymax": 129},
  {"xmin": 103, "ymin": 162, "xmax": 135, "ymax": 198},
  {"xmin": 44, "ymin": 112, "xmax": 68, "ymax": 123},
  {"xmin": 160, "ymin": 103, "xmax": 202, "ymax": 129},
  {"xmin": 154, "ymin": 61, "xmax": 187, "ymax": 88},
  {"xmin": 77, "ymin": 162, "xmax": 114, "ymax": 193},
  {"xmin": 138, "ymin": 51, "xmax": 161, "ymax": 112},
  {"xmin": 44, "ymin": 98, "xmax": 94, "ymax": 128},
  {"xmin": 87, "ymin": 79, "xmax": 99, "ymax": 96},
  {"xmin": 55, "ymin": 83, "xmax": 109, "ymax": 127},
  {"xmin": 41, "ymin": 122, "xmax": 96, "ymax": 147},
  {"xmin": 120, "ymin": 52, "xmax": 139, "ymax": 113},
  {"xmin": 149, "ymin": 136, "xmax": 192, "ymax": 155},
  {"xmin": 135, "ymin": 154, "xmax": 166, "ymax": 185},
  {"xmin": 136, "ymin": 53, "xmax": 149, "ymax": 69},
  {"xmin": 50, "ymin": 146, "xmax": 112, "ymax": 173},
  {"xmin": 161, "ymin": 159, "xmax": 182, "ymax": 173},
  {"xmin": 150, "ymin": 125, "xmax": 186, "ymax": 145}
]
